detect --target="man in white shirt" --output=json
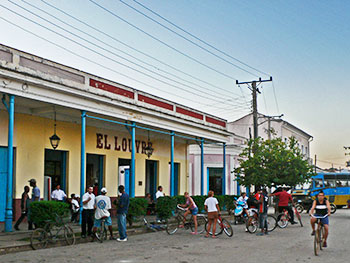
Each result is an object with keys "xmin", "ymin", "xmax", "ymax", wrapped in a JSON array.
[
  {"xmin": 81, "ymin": 186, "xmax": 95, "ymax": 238},
  {"xmin": 155, "ymin": 186, "xmax": 165, "ymax": 199},
  {"xmin": 92, "ymin": 188, "xmax": 115, "ymax": 240},
  {"xmin": 51, "ymin": 184, "xmax": 67, "ymax": 201}
]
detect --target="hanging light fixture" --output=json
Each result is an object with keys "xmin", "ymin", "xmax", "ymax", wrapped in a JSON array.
[
  {"xmin": 144, "ymin": 130, "xmax": 154, "ymax": 158},
  {"xmin": 49, "ymin": 110, "xmax": 61, "ymax": 150}
]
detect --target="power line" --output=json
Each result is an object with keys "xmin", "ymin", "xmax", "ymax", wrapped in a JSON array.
[
  {"xmin": 88, "ymin": 0, "xmax": 238, "ymax": 81},
  {"xmin": 272, "ymin": 80, "xmax": 280, "ymax": 113},
  {"xmin": 3, "ymin": 2, "xmax": 246, "ymax": 108},
  {"xmin": 131, "ymin": 0, "xmax": 271, "ymax": 77},
  {"xmin": 0, "ymin": 16, "xmax": 240, "ymax": 112},
  {"xmin": 120, "ymin": 0, "xmax": 261, "ymax": 77},
  {"xmin": 40, "ymin": 0, "xmax": 244, "ymax": 98},
  {"xmin": 17, "ymin": 0, "xmax": 249, "ymax": 107}
]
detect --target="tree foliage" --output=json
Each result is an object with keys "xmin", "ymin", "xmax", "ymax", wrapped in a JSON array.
[{"xmin": 234, "ymin": 137, "xmax": 314, "ymax": 188}]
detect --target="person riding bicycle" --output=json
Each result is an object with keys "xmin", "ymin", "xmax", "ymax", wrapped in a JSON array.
[
  {"xmin": 310, "ymin": 190, "xmax": 331, "ymax": 248},
  {"xmin": 270, "ymin": 187, "xmax": 297, "ymax": 225},
  {"xmin": 179, "ymin": 192, "xmax": 199, "ymax": 235},
  {"xmin": 92, "ymin": 188, "xmax": 115, "ymax": 240}
]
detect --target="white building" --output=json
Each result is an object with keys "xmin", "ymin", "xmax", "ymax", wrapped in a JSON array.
[{"xmin": 188, "ymin": 112, "xmax": 313, "ymax": 196}]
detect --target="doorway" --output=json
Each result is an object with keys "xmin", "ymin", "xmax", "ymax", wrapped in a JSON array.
[
  {"xmin": 208, "ymin": 167, "xmax": 223, "ymax": 195},
  {"xmin": 44, "ymin": 149, "xmax": 68, "ymax": 192},
  {"xmin": 86, "ymin": 154, "xmax": 104, "ymax": 195},
  {"xmin": 146, "ymin": 160, "xmax": 158, "ymax": 199},
  {"xmin": 118, "ymin": 158, "xmax": 131, "ymax": 195},
  {"xmin": 0, "ymin": 147, "xmax": 7, "ymax": 222},
  {"xmin": 169, "ymin": 162, "xmax": 180, "ymax": 196}
]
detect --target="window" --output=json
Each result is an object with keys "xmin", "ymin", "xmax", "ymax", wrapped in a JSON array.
[
  {"xmin": 301, "ymin": 145, "xmax": 304, "ymax": 154},
  {"xmin": 305, "ymin": 146, "xmax": 308, "ymax": 157},
  {"xmin": 314, "ymin": 179, "xmax": 324, "ymax": 188}
]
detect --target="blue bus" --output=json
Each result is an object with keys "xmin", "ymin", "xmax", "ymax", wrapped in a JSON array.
[{"xmin": 293, "ymin": 172, "xmax": 350, "ymax": 207}]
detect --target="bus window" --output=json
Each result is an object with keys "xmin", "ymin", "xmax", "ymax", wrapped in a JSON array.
[
  {"xmin": 339, "ymin": 179, "xmax": 349, "ymax": 187},
  {"xmin": 325, "ymin": 179, "xmax": 336, "ymax": 187},
  {"xmin": 314, "ymin": 179, "xmax": 324, "ymax": 188}
]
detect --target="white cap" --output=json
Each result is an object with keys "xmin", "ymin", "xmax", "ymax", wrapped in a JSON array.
[{"xmin": 101, "ymin": 187, "xmax": 107, "ymax": 193}]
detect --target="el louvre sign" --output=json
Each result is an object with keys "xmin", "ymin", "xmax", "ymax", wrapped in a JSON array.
[{"xmin": 96, "ymin": 133, "xmax": 153, "ymax": 154}]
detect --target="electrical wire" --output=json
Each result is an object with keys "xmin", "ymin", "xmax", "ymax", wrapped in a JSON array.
[
  {"xmin": 120, "ymin": 0, "xmax": 260, "ymax": 77},
  {"xmin": 88, "ymin": 0, "xmax": 238, "ymax": 81},
  {"xmin": 40, "ymin": 0, "xmax": 244, "ymax": 98},
  {"xmin": 20, "ymin": 0, "xmax": 247, "ymax": 105},
  {"xmin": 3, "ymin": 2, "xmax": 247, "ymax": 108},
  {"xmin": 0, "ymin": 16, "xmax": 241, "ymax": 112},
  {"xmin": 272, "ymin": 80, "xmax": 280, "ymax": 113},
  {"xmin": 131, "ymin": 0, "xmax": 271, "ymax": 78}
]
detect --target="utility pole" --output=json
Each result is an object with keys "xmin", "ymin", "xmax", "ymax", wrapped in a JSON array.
[{"xmin": 236, "ymin": 77, "xmax": 273, "ymax": 139}]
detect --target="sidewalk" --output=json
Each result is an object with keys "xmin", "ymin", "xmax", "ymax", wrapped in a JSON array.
[{"xmin": 0, "ymin": 216, "xmax": 154, "ymax": 255}]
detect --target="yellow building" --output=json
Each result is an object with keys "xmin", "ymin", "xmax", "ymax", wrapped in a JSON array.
[{"xmin": 0, "ymin": 44, "xmax": 229, "ymax": 228}]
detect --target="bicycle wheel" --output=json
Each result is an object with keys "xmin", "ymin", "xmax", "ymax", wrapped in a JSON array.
[
  {"xmin": 64, "ymin": 225, "xmax": 76, "ymax": 245},
  {"xmin": 295, "ymin": 204, "xmax": 304, "ymax": 214},
  {"xmin": 295, "ymin": 210, "xmax": 303, "ymax": 227},
  {"xmin": 277, "ymin": 214, "xmax": 288, "ymax": 228},
  {"xmin": 30, "ymin": 228, "xmax": 48, "ymax": 250},
  {"xmin": 95, "ymin": 222, "xmax": 107, "ymax": 243},
  {"xmin": 166, "ymin": 216, "xmax": 180, "ymax": 235},
  {"xmin": 319, "ymin": 226, "xmax": 325, "ymax": 251},
  {"xmin": 246, "ymin": 217, "xmax": 258, "ymax": 234},
  {"xmin": 191, "ymin": 215, "xmax": 207, "ymax": 234},
  {"xmin": 222, "ymin": 218, "xmax": 233, "ymax": 237},
  {"xmin": 205, "ymin": 218, "xmax": 224, "ymax": 236},
  {"xmin": 267, "ymin": 215, "xmax": 277, "ymax": 232},
  {"xmin": 314, "ymin": 229, "xmax": 320, "ymax": 256}
]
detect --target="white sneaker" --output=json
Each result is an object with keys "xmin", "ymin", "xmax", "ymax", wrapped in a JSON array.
[
  {"xmin": 117, "ymin": 238, "xmax": 128, "ymax": 242},
  {"xmin": 245, "ymin": 228, "xmax": 248, "ymax": 232}
]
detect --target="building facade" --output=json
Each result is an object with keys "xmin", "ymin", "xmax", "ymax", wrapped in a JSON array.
[
  {"xmin": 189, "ymin": 113, "xmax": 313, "ymax": 196},
  {"xmin": 0, "ymin": 44, "xmax": 230, "ymax": 228}
]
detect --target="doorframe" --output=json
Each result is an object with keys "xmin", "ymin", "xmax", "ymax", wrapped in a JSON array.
[
  {"xmin": 205, "ymin": 164, "xmax": 224, "ymax": 195},
  {"xmin": 146, "ymin": 159, "xmax": 158, "ymax": 199}
]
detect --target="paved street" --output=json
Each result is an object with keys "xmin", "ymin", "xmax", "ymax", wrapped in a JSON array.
[{"xmin": 0, "ymin": 210, "xmax": 349, "ymax": 263}]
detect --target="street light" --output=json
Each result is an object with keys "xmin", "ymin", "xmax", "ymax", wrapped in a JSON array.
[
  {"xmin": 144, "ymin": 130, "xmax": 153, "ymax": 158},
  {"xmin": 49, "ymin": 111, "xmax": 60, "ymax": 150}
]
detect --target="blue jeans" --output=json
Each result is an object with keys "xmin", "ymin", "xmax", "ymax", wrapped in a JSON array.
[{"xmin": 117, "ymin": 213, "xmax": 127, "ymax": 240}]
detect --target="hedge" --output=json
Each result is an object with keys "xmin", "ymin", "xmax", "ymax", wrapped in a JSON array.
[{"xmin": 29, "ymin": 201, "xmax": 70, "ymax": 227}]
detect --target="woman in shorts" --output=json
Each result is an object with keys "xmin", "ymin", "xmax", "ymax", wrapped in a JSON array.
[
  {"xmin": 179, "ymin": 192, "xmax": 199, "ymax": 235},
  {"xmin": 204, "ymin": 190, "xmax": 220, "ymax": 238}
]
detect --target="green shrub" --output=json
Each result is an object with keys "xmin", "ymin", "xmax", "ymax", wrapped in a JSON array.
[
  {"xmin": 223, "ymin": 195, "xmax": 237, "ymax": 213},
  {"xmin": 192, "ymin": 195, "xmax": 207, "ymax": 212},
  {"xmin": 113, "ymin": 197, "xmax": 148, "ymax": 226},
  {"xmin": 29, "ymin": 201, "xmax": 70, "ymax": 227},
  {"xmin": 156, "ymin": 196, "xmax": 176, "ymax": 220}
]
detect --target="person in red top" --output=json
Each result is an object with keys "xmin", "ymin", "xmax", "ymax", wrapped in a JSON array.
[{"xmin": 270, "ymin": 187, "xmax": 297, "ymax": 224}]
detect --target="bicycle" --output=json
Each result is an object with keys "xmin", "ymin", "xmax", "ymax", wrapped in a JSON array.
[
  {"xmin": 276, "ymin": 206, "xmax": 303, "ymax": 228},
  {"xmin": 94, "ymin": 216, "xmax": 108, "ymax": 243},
  {"xmin": 30, "ymin": 213, "xmax": 75, "ymax": 250},
  {"xmin": 166, "ymin": 205, "xmax": 207, "ymax": 235},
  {"xmin": 143, "ymin": 216, "xmax": 166, "ymax": 232},
  {"xmin": 311, "ymin": 214, "xmax": 328, "ymax": 256},
  {"xmin": 205, "ymin": 214, "xmax": 233, "ymax": 237},
  {"xmin": 245, "ymin": 209, "xmax": 277, "ymax": 233}
]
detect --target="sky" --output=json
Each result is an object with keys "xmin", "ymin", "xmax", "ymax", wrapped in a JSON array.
[{"xmin": 0, "ymin": 0, "xmax": 349, "ymax": 168}]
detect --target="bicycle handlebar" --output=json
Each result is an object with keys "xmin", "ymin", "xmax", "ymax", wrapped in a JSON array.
[
  {"xmin": 177, "ymin": 204, "xmax": 186, "ymax": 211},
  {"xmin": 310, "ymin": 214, "xmax": 328, "ymax": 219}
]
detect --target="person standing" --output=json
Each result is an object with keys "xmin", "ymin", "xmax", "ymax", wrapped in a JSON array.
[
  {"xmin": 155, "ymin": 186, "xmax": 165, "ymax": 199},
  {"xmin": 204, "ymin": 190, "xmax": 220, "ymax": 238},
  {"xmin": 28, "ymin": 178, "xmax": 40, "ymax": 230},
  {"xmin": 270, "ymin": 187, "xmax": 297, "ymax": 224},
  {"xmin": 51, "ymin": 184, "xmax": 67, "ymax": 201},
  {"xmin": 81, "ymin": 186, "xmax": 95, "ymax": 238},
  {"xmin": 14, "ymin": 186, "xmax": 30, "ymax": 231},
  {"xmin": 70, "ymin": 194, "xmax": 80, "ymax": 223},
  {"xmin": 257, "ymin": 188, "xmax": 269, "ymax": 236},
  {"xmin": 116, "ymin": 185, "xmax": 129, "ymax": 242},
  {"xmin": 92, "ymin": 188, "xmax": 115, "ymax": 240}
]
